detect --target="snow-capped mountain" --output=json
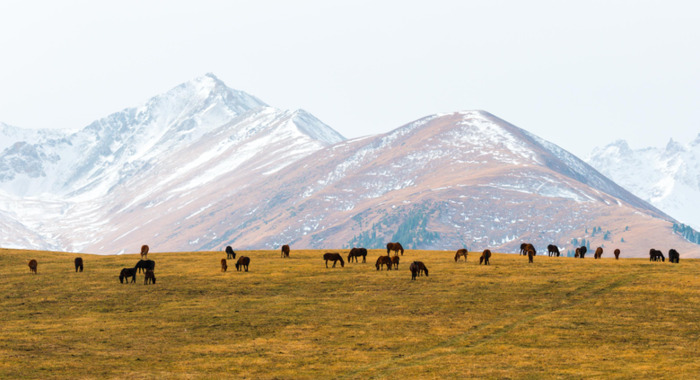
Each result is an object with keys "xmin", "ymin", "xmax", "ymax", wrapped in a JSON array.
[
  {"xmin": 0, "ymin": 75, "xmax": 696, "ymax": 257},
  {"xmin": 586, "ymin": 138, "xmax": 700, "ymax": 231}
]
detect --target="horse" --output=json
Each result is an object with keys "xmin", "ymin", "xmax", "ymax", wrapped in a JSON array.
[
  {"xmin": 27, "ymin": 259, "xmax": 38, "ymax": 274},
  {"xmin": 386, "ymin": 242, "xmax": 404, "ymax": 256},
  {"xmin": 281, "ymin": 245, "xmax": 290, "ymax": 258},
  {"xmin": 226, "ymin": 246, "xmax": 236, "ymax": 259},
  {"xmin": 479, "ymin": 250, "xmax": 491, "ymax": 265},
  {"xmin": 144, "ymin": 269, "xmax": 156, "ymax": 284},
  {"xmin": 520, "ymin": 243, "xmax": 536, "ymax": 256},
  {"xmin": 323, "ymin": 253, "xmax": 345, "ymax": 268},
  {"xmin": 391, "ymin": 255, "xmax": 400, "ymax": 270},
  {"xmin": 649, "ymin": 249, "xmax": 664, "ymax": 262},
  {"xmin": 454, "ymin": 249, "xmax": 468, "ymax": 262},
  {"xmin": 614, "ymin": 249, "xmax": 621, "ymax": 260},
  {"xmin": 668, "ymin": 249, "xmax": 680, "ymax": 264},
  {"xmin": 74, "ymin": 257, "xmax": 83, "ymax": 272},
  {"xmin": 347, "ymin": 247, "xmax": 367, "ymax": 263},
  {"xmin": 594, "ymin": 247, "xmax": 604, "ymax": 259},
  {"xmin": 236, "ymin": 256, "xmax": 250, "ymax": 272},
  {"xmin": 140, "ymin": 244, "xmax": 149, "ymax": 259},
  {"xmin": 575, "ymin": 246, "xmax": 587, "ymax": 258},
  {"xmin": 135, "ymin": 259, "xmax": 155, "ymax": 273},
  {"xmin": 376, "ymin": 256, "xmax": 393, "ymax": 271},
  {"xmin": 410, "ymin": 261, "xmax": 420, "ymax": 280},
  {"xmin": 527, "ymin": 248, "xmax": 535, "ymax": 263},
  {"xmin": 221, "ymin": 258, "xmax": 228, "ymax": 272},
  {"xmin": 547, "ymin": 244, "xmax": 560, "ymax": 257},
  {"xmin": 119, "ymin": 267, "xmax": 137, "ymax": 283}
]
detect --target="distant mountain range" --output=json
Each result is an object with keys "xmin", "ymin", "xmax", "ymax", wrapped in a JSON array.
[{"xmin": 0, "ymin": 74, "xmax": 697, "ymax": 257}]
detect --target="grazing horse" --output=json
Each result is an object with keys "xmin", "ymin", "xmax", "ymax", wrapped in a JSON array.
[
  {"xmin": 547, "ymin": 244, "xmax": 560, "ymax": 257},
  {"xmin": 236, "ymin": 256, "xmax": 250, "ymax": 272},
  {"xmin": 527, "ymin": 248, "xmax": 535, "ymax": 263},
  {"xmin": 144, "ymin": 269, "xmax": 156, "ymax": 284},
  {"xmin": 386, "ymin": 242, "xmax": 404, "ymax": 256},
  {"xmin": 391, "ymin": 255, "xmax": 400, "ymax": 270},
  {"xmin": 140, "ymin": 244, "xmax": 149, "ymax": 259},
  {"xmin": 668, "ymin": 249, "xmax": 680, "ymax": 264},
  {"xmin": 74, "ymin": 257, "xmax": 84, "ymax": 272},
  {"xmin": 614, "ymin": 249, "xmax": 621, "ymax": 260},
  {"xmin": 594, "ymin": 247, "xmax": 604, "ymax": 259},
  {"xmin": 281, "ymin": 245, "xmax": 290, "ymax": 258},
  {"xmin": 575, "ymin": 246, "xmax": 587, "ymax": 258},
  {"xmin": 135, "ymin": 259, "xmax": 155, "ymax": 273},
  {"xmin": 454, "ymin": 249, "xmax": 468, "ymax": 262},
  {"xmin": 27, "ymin": 259, "xmax": 38, "ymax": 274},
  {"xmin": 119, "ymin": 267, "xmax": 137, "ymax": 283},
  {"xmin": 409, "ymin": 261, "xmax": 428, "ymax": 280},
  {"xmin": 323, "ymin": 253, "xmax": 345, "ymax": 268},
  {"xmin": 347, "ymin": 247, "xmax": 367, "ymax": 263},
  {"xmin": 376, "ymin": 256, "xmax": 393, "ymax": 271},
  {"xmin": 649, "ymin": 249, "xmax": 665, "ymax": 262},
  {"xmin": 479, "ymin": 250, "xmax": 491, "ymax": 265},
  {"xmin": 221, "ymin": 258, "xmax": 228, "ymax": 272},
  {"xmin": 520, "ymin": 243, "xmax": 536, "ymax": 256},
  {"xmin": 226, "ymin": 246, "xmax": 236, "ymax": 259}
]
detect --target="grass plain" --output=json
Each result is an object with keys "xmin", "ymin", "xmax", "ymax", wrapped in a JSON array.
[{"xmin": 1, "ymin": 247, "xmax": 698, "ymax": 379}]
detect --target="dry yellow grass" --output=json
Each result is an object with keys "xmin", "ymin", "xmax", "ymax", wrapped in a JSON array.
[{"xmin": 1, "ymin": 247, "xmax": 698, "ymax": 379}]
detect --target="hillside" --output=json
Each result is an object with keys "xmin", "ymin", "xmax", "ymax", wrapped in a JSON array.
[{"xmin": 1, "ymin": 248, "xmax": 698, "ymax": 378}]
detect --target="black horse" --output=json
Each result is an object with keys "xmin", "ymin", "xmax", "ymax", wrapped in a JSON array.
[
  {"xmin": 226, "ymin": 246, "xmax": 236, "ymax": 259},
  {"xmin": 480, "ymin": 250, "xmax": 491, "ymax": 265},
  {"xmin": 668, "ymin": 249, "xmax": 679, "ymax": 264},
  {"xmin": 74, "ymin": 257, "xmax": 84, "ymax": 272},
  {"xmin": 547, "ymin": 244, "xmax": 560, "ymax": 257},
  {"xmin": 119, "ymin": 267, "xmax": 137, "ymax": 283},
  {"xmin": 649, "ymin": 249, "xmax": 665, "ymax": 262},
  {"xmin": 575, "ymin": 246, "xmax": 587, "ymax": 258},
  {"xmin": 347, "ymin": 247, "xmax": 367, "ymax": 263},
  {"xmin": 135, "ymin": 259, "xmax": 155, "ymax": 273},
  {"xmin": 144, "ymin": 269, "xmax": 156, "ymax": 284}
]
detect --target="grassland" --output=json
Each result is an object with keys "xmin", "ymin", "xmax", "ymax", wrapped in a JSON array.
[{"xmin": 1, "ymin": 248, "xmax": 698, "ymax": 379}]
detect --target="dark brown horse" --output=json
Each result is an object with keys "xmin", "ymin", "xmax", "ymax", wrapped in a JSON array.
[
  {"xmin": 479, "ymin": 250, "xmax": 491, "ymax": 265},
  {"xmin": 323, "ymin": 253, "xmax": 345, "ymax": 268},
  {"xmin": 347, "ymin": 247, "xmax": 367, "ymax": 263},
  {"xmin": 140, "ymin": 244, "xmax": 149, "ymax": 259},
  {"xmin": 144, "ymin": 269, "xmax": 156, "ymax": 284},
  {"xmin": 527, "ymin": 248, "xmax": 535, "ymax": 263},
  {"xmin": 409, "ymin": 261, "xmax": 428, "ymax": 280},
  {"xmin": 614, "ymin": 248, "xmax": 621, "ymax": 260},
  {"xmin": 391, "ymin": 255, "xmax": 400, "ymax": 270},
  {"xmin": 376, "ymin": 256, "xmax": 393, "ymax": 270},
  {"xmin": 547, "ymin": 244, "xmax": 560, "ymax": 257},
  {"xmin": 28, "ymin": 259, "xmax": 38, "ymax": 274},
  {"xmin": 386, "ymin": 242, "xmax": 404, "ymax": 256},
  {"xmin": 135, "ymin": 259, "xmax": 155, "ymax": 273},
  {"xmin": 226, "ymin": 246, "xmax": 236, "ymax": 259},
  {"xmin": 520, "ymin": 243, "xmax": 536, "ymax": 256},
  {"xmin": 594, "ymin": 247, "xmax": 603, "ymax": 259},
  {"xmin": 236, "ymin": 256, "xmax": 250, "ymax": 271},
  {"xmin": 119, "ymin": 267, "xmax": 137, "ymax": 283},
  {"xmin": 668, "ymin": 249, "xmax": 680, "ymax": 264},
  {"xmin": 281, "ymin": 245, "xmax": 290, "ymax": 258},
  {"xmin": 74, "ymin": 257, "xmax": 84, "ymax": 272},
  {"xmin": 649, "ymin": 249, "xmax": 664, "ymax": 262},
  {"xmin": 454, "ymin": 249, "xmax": 468, "ymax": 262},
  {"xmin": 221, "ymin": 258, "xmax": 228, "ymax": 272},
  {"xmin": 575, "ymin": 246, "xmax": 587, "ymax": 258}
]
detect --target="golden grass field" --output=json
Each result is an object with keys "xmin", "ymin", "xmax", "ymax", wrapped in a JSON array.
[{"xmin": 1, "ymin": 247, "xmax": 698, "ymax": 379}]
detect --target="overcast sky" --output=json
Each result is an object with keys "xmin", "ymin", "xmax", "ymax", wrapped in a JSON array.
[{"xmin": 1, "ymin": 0, "xmax": 698, "ymax": 158}]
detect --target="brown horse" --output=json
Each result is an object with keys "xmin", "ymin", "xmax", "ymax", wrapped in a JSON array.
[
  {"xmin": 594, "ymin": 247, "xmax": 603, "ymax": 259},
  {"xmin": 479, "ymin": 250, "xmax": 491, "ymax": 265},
  {"xmin": 527, "ymin": 248, "xmax": 534, "ymax": 263},
  {"xmin": 520, "ymin": 243, "xmax": 536, "ymax": 256},
  {"xmin": 347, "ymin": 247, "xmax": 367, "ymax": 263},
  {"xmin": 323, "ymin": 253, "xmax": 345, "ymax": 268},
  {"xmin": 575, "ymin": 246, "xmax": 587, "ymax": 258},
  {"xmin": 376, "ymin": 256, "xmax": 393, "ymax": 271},
  {"xmin": 236, "ymin": 256, "xmax": 250, "ymax": 271},
  {"xmin": 74, "ymin": 257, "xmax": 84, "ymax": 272},
  {"xmin": 140, "ymin": 244, "xmax": 149, "ymax": 259},
  {"xmin": 144, "ymin": 269, "xmax": 156, "ymax": 284},
  {"xmin": 649, "ymin": 249, "xmax": 665, "ymax": 262},
  {"xmin": 409, "ymin": 261, "xmax": 428, "ymax": 280},
  {"xmin": 225, "ymin": 246, "xmax": 236, "ymax": 259},
  {"xmin": 221, "ymin": 258, "xmax": 228, "ymax": 272},
  {"xmin": 281, "ymin": 245, "xmax": 290, "ymax": 258},
  {"xmin": 391, "ymin": 255, "xmax": 400, "ymax": 270},
  {"xmin": 386, "ymin": 242, "xmax": 404, "ymax": 256},
  {"xmin": 614, "ymin": 249, "xmax": 621, "ymax": 260},
  {"xmin": 547, "ymin": 244, "xmax": 560, "ymax": 257},
  {"xmin": 454, "ymin": 249, "xmax": 468, "ymax": 262},
  {"xmin": 669, "ymin": 249, "xmax": 680, "ymax": 264},
  {"xmin": 28, "ymin": 259, "xmax": 38, "ymax": 274}
]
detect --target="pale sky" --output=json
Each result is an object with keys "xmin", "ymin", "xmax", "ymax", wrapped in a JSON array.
[{"xmin": 1, "ymin": 0, "xmax": 699, "ymax": 158}]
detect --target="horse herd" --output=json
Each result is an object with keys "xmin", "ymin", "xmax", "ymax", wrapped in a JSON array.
[{"xmin": 21, "ymin": 241, "xmax": 683, "ymax": 283}]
